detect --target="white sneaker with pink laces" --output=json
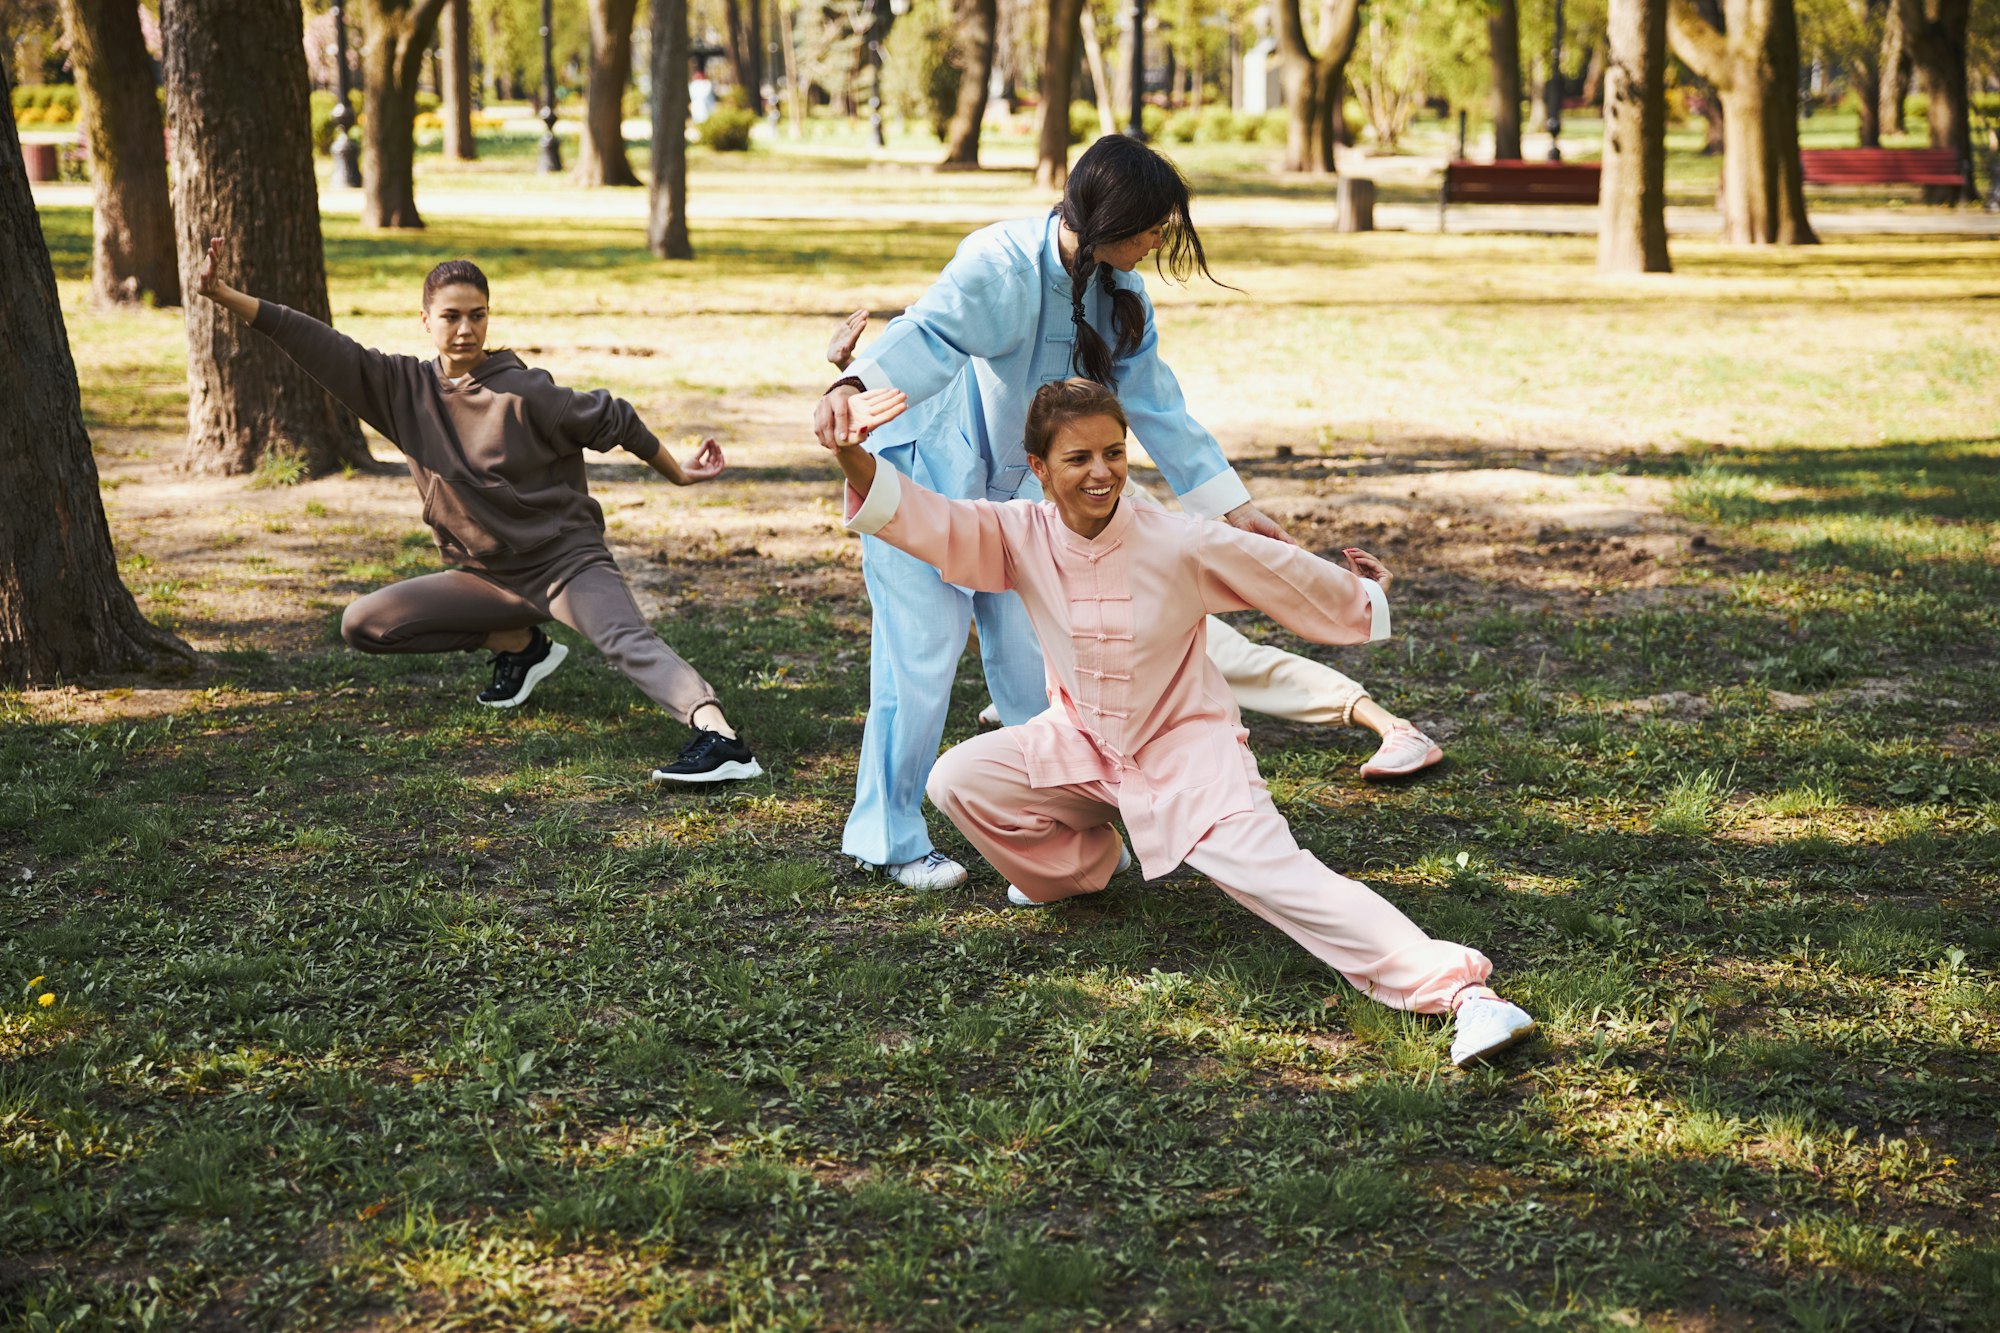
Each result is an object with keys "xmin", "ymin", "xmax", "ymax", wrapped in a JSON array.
[{"xmin": 1361, "ymin": 723, "xmax": 1444, "ymax": 779}]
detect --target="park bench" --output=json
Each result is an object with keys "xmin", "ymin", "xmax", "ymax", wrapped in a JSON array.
[
  {"xmin": 1439, "ymin": 160, "xmax": 1602, "ymax": 231},
  {"xmin": 1799, "ymin": 148, "xmax": 1969, "ymax": 199}
]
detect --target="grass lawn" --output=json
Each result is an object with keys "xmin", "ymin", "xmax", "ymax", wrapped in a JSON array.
[{"xmin": 4, "ymin": 157, "xmax": 1998, "ymax": 1329}]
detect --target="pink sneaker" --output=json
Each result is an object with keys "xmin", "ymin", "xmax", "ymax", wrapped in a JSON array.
[{"xmin": 1361, "ymin": 723, "xmax": 1443, "ymax": 779}]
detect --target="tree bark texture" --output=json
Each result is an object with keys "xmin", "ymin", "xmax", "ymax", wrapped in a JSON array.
[
  {"xmin": 1598, "ymin": 0, "xmax": 1671, "ymax": 272},
  {"xmin": 942, "ymin": 0, "xmax": 998, "ymax": 166},
  {"xmin": 1879, "ymin": 0, "xmax": 1910, "ymax": 132},
  {"xmin": 440, "ymin": 0, "xmax": 477, "ymax": 160},
  {"xmin": 649, "ymin": 0, "xmax": 693, "ymax": 258},
  {"xmin": 60, "ymin": 0, "xmax": 180, "ymax": 306},
  {"xmin": 1895, "ymin": 0, "xmax": 1974, "ymax": 200},
  {"xmin": 1489, "ymin": 0, "xmax": 1524, "ymax": 159},
  {"xmin": 1, "ymin": 75, "xmax": 194, "ymax": 683},
  {"xmin": 1667, "ymin": 0, "xmax": 1817, "ymax": 244},
  {"xmin": 355, "ymin": 0, "xmax": 449, "ymax": 228},
  {"xmin": 162, "ymin": 0, "xmax": 371, "ymax": 476},
  {"xmin": 1276, "ymin": 0, "xmax": 1361, "ymax": 173},
  {"xmin": 1035, "ymin": 0, "xmax": 1085, "ymax": 189},
  {"xmin": 579, "ymin": 0, "xmax": 641, "ymax": 185},
  {"xmin": 724, "ymin": 0, "xmax": 763, "ymax": 105}
]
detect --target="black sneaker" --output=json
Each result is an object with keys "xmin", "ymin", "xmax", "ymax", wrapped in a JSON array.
[
  {"xmin": 651, "ymin": 729, "xmax": 764, "ymax": 784},
  {"xmin": 477, "ymin": 626, "xmax": 568, "ymax": 708}
]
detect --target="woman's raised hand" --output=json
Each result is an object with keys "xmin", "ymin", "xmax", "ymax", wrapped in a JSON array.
[
  {"xmin": 839, "ymin": 388, "xmax": 908, "ymax": 447},
  {"xmin": 680, "ymin": 437, "xmax": 726, "ymax": 484},
  {"xmin": 1343, "ymin": 548, "xmax": 1392, "ymax": 591},
  {"xmin": 195, "ymin": 236, "xmax": 227, "ymax": 300},
  {"xmin": 826, "ymin": 310, "xmax": 869, "ymax": 371}
]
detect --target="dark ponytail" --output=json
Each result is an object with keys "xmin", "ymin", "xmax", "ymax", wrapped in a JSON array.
[{"xmin": 1056, "ymin": 136, "xmax": 1221, "ymax": 388}]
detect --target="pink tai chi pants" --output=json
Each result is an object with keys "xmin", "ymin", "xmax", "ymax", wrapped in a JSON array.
[{"xmin": 927, "ymin": 730, "xmax": 1492, "ymax": 1014}]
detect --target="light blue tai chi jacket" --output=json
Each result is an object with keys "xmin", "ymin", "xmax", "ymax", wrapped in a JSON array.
[{"xmin": 839, "ymin": 211, "xmax": 1251, "ymax": 868}]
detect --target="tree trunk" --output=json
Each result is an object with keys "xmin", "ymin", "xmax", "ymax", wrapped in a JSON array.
[
  {"xmin": 1599, "ymin": 0, "xmax": 1671, "ymax": 272},
  {"xmin": 1668, "ymin": 0, "xmax": 1816, "ymax": 244},
  {"xmin": 1578, "ymin": 39, "xmax": 1610, "ymax": 105},
  {"xmin": 1079, "ymin": 5, "xmax": 1117, "ymax": 137},
  {"xmin": 440, "ymin": 0, "xmax": 476, "ymax": 160},
  {"xmin": 2, "ymin": 66, "xmax": 196, "ymax": 681},
  {"xmin": 355, "ymin": 0, "xmax": 449, "ymax": 229},
  {"xmin": 942, "ymin": 0, "xmax": 998, "ymax": 167},
  {"xmin": 1275, "ymin": 0, "xmax": 1359, "ymax": 174},
  {"xmin": 1896, "ymin": 0, "xmax": 1974, "ymax": 200},
  {"xmin": 163, "ymin": 0, "xmax": 373, "ymax": 477},
  {"xmin": 578, "ymin": 0, "xmax": 640, "ymax": 185},
  {"xmin": 60, "ymin": 0, "xmax": 180, "ymax": 307},
  {"xmin": 1035, "ymin": 0, "xmax": 1084, "ymax": 189},
  {"xmin": 1276, "ymin": 0, "xmax": 1316, "ymax": 171},
  {"xmin": 723, "ymin": 0, "xmax": 763, "ymax": 105},
  {"xmin": 649, "ymin": 0, "xmax": 693, "ymax": 259},
  {"xmin": 1879, "ymin": 0, "xmax": 1909, "ymax": 132},
  {"xmin": 1489, "ymin": 0, "xmax": 1523, "ymax": 158},
  {"xmin": 1309, "ymin": 0, "xmax": 1362, "ymax": 171}
]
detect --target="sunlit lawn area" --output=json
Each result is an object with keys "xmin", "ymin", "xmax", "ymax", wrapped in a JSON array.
[{"xmin": 4, "ymin": 157, "xmax": 1998, "ymax": 1328}]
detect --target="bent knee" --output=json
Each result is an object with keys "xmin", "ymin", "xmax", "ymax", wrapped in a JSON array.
[{"xmin": 339, "ymin": 599, "xmax": 389, "ymax": 652}]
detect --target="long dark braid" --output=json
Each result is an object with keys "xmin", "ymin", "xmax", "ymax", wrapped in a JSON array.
[{"xmin": 1057, "ymin": 136, "xmax": 1222, "ymax": 387}]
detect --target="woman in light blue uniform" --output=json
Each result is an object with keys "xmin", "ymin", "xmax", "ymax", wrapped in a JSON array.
[{"xmin": 813, "ymin": 136, "xmax": 1286, "ymax": 890}]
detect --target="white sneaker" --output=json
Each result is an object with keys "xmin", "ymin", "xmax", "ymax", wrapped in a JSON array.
[
  {"xmin": 866, "ymin": 851, "xmax": 967, "ymax": 892},
  {"xmin": 1450, "ymin": 997, "xmax": 1537, "ymax": 1067},
  {"xmin": 976, "ymin": 702, "xmax": 1002, "ymax": 729},
  {"xmin": 1007, "ymin": 839, "xmax": 1131, "ymax": 907},
  {"xmin": 1360, "ymin": 723, "xmax": 1444, "ymax": 779}
]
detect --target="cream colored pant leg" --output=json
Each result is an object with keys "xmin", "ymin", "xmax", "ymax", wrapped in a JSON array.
[
  {"xmin": 925, "ymin": 730, "xmax": 1125, "ymax": 903},
  {"xmin": 1181, "ymin": 789, "xmax": 1491, "ymax": 1014},
  {"xmin": 1204, "ymin": 615, "xmax": 1369, "ymax": 727}
]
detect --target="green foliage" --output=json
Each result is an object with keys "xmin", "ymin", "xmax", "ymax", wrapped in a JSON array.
[
  {"xmin": 10, "ymin": 83, "xmax": 78, "ymax": 124},
  {"xmin": 698, "ymin": 105, "xmax": 759, "ymax": 152},
  {"xmin": 1069, "ymin": 99, "xmax": 1100, "ymax": 145},
  {"xmin": 880, "ymin": 0, "xmax": 963, "ymax": 141},
  {"xmin": 308, "ymin": 90, "xmax": 362, "ymax": 157},
  {"xmin": 1158, "ymin": 105, "xmax": 1286, "ymax": 146}
]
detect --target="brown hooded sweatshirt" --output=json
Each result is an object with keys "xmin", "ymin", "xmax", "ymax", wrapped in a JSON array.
[{"xmin": 251, "ymin": 302, "xmax": 662, "ymax": 586}]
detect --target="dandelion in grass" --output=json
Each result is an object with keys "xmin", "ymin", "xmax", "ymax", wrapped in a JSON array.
[
  {"xmin": 38, "ymin": 993, "xmax": 55, "ymax": 1008},
  {"xmin": 26, "ymin": 975, "xmax": 43, "ymax": 991}
]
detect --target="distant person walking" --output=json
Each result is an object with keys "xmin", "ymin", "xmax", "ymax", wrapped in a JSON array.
[{"xmin": 193, "ymin": 240, "xmax": 761, "ymax": 783}]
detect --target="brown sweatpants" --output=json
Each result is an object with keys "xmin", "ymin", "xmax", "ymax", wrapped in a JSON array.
[{"xmin": 340, "ymin": 561, "xmax": 721, "ymax": 725}]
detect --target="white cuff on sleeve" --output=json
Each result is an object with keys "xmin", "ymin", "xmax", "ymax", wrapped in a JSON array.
[
  {"xmin": 1360, "ymin": 578, "xmax": 1391, "ymax": 642},
  {"xmin": 844, "ymin": 457, "xmax": 904, "ymax": 535},
  {"xmin": 847, "ymin": 358, "xmax": 895, "ymax": 394},
  {"xmin": 1176, "ymin": 468, "xmax": 1253, "ymax": 520}
]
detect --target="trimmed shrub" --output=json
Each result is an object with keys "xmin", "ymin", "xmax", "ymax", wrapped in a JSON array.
[
  {"xmin": 1190, "ymin": 108, "xmax": 1240, "ymax": 143},
  {"xmin": 698, "ymin": 105, "xmax": 757, "ymax": 151},
  {"xmin": 1068, "ymin": 100, "xmax": 1099, "ymax": 146},
  {"xmin": 309, "ymin": 90, "xmax": 363, "ymax": 156},
  {"xmin": 1162, "ymin": 108, "xmax": 1202, "ymax": 143}
]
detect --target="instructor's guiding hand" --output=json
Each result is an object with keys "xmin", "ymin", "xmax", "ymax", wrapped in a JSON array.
[
  {"xmin": 1343, "ymin": 548, "xmax": 1392, "ymax": 591},
  {"xmin": 841, "ymin": 388, "xmax": 908, "ymax": 446},
  {"xmin": 678, "ymin": 436, "xmax": 726, "ymax": 485},
  {"xmin": 1224, "ymin": 502, "xmax": 1295, "ymax": 545},
  {"xmin": 826, "ymin": 310, "xmax": 869, "ymax": 371},
  {"xmin": 813, "ymin": 383, "xmax": 862, "ymax": 451}
]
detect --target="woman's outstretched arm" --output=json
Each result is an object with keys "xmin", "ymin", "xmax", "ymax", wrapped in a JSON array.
[{"xmin": 193, "ymin": 237, "xmax": 261, "ymax": 324}]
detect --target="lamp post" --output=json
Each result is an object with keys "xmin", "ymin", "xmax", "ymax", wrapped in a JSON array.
[
  {"xmin": 1545, "ymin": 0, "xmax": 1564, "ymax": 162},
  {"xmin": 537, "ymin": 0, "xmax": 562, "ymax": 173},
  {"xmin": 1125, "ymin": 0, "xmax": 1148, "ymax": 138},
  {"xmin": 329, "ymin": 0, "xmax": 361, "ymax": 188}
]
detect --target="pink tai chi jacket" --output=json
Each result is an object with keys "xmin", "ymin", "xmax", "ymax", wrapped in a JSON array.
[{"xmin": 845, "ymin": 461, "xmax": 1391, "ymax": 879}]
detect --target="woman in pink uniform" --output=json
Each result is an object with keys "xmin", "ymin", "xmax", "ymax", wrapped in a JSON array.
[{"xmin": 830, "ymin": 378, "xmax": 1535, "ymax": 1066}]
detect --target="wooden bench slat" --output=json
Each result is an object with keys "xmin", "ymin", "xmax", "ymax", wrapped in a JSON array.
[
  {"xmin": 1442, "ymin": 161, "xmax": 1602, "ymax": 206},
  {"xmin": 1801, "ymin": 147, "xmax": 1967, "ymax": 188}
]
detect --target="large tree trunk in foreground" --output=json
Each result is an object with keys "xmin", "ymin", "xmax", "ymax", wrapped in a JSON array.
[
  {"xmin": 60, "ymin": 0, "xmax": 180, "ymax": 306},
  {"xmin": 579, "ymin": 0, "xmax": 641, "ymax": 185},
  {"xmin": 163, "ymin": 0, "xmax": 371, "ymax": 476},
  {"xmin": 942, "ymin": 0, "xmax": 998, "ymax": 166},
  {"xmin": 1599, "ymin": 0, "xmax": 1672, "ymax": 272},
  {"xmin": 1035, "ymin": 0, "xmax": 1085, "ymax": 189},
  {"xmin": 1, "ymin": 73, "xmax": 194, "ymax": 683},
  {"xmin": 440, "ymin": 0, "xmax": 477, "ymax": 160},
  {"xmin": 648, "ymin": 0, "xmax": 693, "ymax": 258},
  {"xmin": 1895, "ymin": 0, "xmax": 1975, "ymax": 201},
  {"xmin": 355, "ymin": 0, "xmax": 449, "ymax": 228},
  {"xmin": 1489, "ymin": 0, "xmax": 1524, "ymax": 159},
  {"xmin": 1668, "ymin": 0, "xmax": 1816, "ymax": 244}
]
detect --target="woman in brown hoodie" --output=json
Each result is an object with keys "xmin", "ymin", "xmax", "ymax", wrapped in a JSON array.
[{"xmin": 194, "ymin": 240, "xmax": 760, "ymax": 783}]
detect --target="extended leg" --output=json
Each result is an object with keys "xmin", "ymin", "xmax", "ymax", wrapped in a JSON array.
[
  {"xmin": 925, "ymin": 729, "xmax": 1124, "ymax": 903},
  {"xmin": 1182, "ymin": 789, "xmax": 1491, "ymax": 1014},
  {"xmin": 546, "ymin": 562, "xmax": 723, "ymax": 727}
]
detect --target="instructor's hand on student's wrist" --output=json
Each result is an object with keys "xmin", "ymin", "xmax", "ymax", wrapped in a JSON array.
[
  {"xmin": 1224, "ymin": 503, "xmax": 1294, "ymax": 545},
  {"xmin": 813, "ymin": 383, "xmax": 863, "ymax": 451}
]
